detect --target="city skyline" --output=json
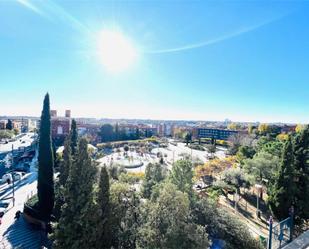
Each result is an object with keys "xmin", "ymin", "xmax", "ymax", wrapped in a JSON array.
[{"xmin": 1, "ymin": 1, "xmax": 309, "ymax": 123}]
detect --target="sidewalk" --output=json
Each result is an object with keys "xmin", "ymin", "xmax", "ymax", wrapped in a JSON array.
[
  {"xmin": 0, "ymin": 216, "xmax": 48, "ymax": 249},
  {"xmin": 218, "ymin": 195, "xmax": 269, "ymax": 238}
]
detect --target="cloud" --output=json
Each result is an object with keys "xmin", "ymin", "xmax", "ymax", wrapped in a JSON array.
[{"xmin": 146, "ymin": 13, "xmax": 290, "ymax": 54}]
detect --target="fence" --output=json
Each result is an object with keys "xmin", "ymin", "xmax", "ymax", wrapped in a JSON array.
[{"xmin": 267, "ymin": 207, "xmax": 294, "ymax": 249}]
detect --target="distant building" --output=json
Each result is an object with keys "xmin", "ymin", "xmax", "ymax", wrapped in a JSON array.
[
  {"xmin": 157, "ymin": 123, "xmax": 165, "ymax": 137},
  {"xmin": 50, "ymin": 110, "xmax": 57, "ymax": 118},
  {"xmin": 76, "ymin": 122, "xmax": 100, "ymax": 143},
  {"xmin": 156, "ymin": 123, "xmax": 173, "ymax": 137},
  {"xmin": 51, "ymin": 111, "xmax": 71, "ymax": 144},
  {"xmin": 65, "ymin": 110, "xmax": 71, "ymax": 118},
  {"xmin": 0, "ymin": 120, "xmax": 7, "ymax": 129},
  {"xmin": 281, "ymin": 125, "xmax": 297, "ymax": 134},
  {"xmin": 140, "ymin": 126, "xmax": 157, "ymax": 137},
  {"xmin": 193, "ymin": 128, "xmax": 239, "ymax": 141},
  {"xmin": 21, "ymin": 119, "xmax": 37, "ymax": 132}
]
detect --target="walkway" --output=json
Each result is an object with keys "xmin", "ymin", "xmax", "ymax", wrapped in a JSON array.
[{"xmin": 0, "ymin": 216, "xmax": 49, "ymax": 249}]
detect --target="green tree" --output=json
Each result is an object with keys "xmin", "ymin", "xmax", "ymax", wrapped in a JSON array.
[
  {"xmin": 184, "ymin": 132, "xmax": 192, "ymax": 146},
  {"xmin": 5, "ymin": 119, "xmax": 13, "ymax": 130},
  {"xmin": 95, "ymin": 166, "xmax": 112, "ymax": 249},
  {"xmin": 114, "ymin": 123, "xmax": 119, "ymax": 140},
  {"xmin": 228, "ymin": 123, "xmax": 241, "ymax": 130},
  {"xmin": 54, "ymin": 138, "xmax": 97, "ymax": 248},
  {"xmin": 70, "ymin": 119, "xmax": 78, "ymax": 155},
  {"xmin": 293, "ymin": 126, "xmax": 309, "ymax": 223},
  {"xmin": 295, "ymin": 124, "xmax": 305, "ymax": 133},
  {"xmin": 138, "ymin": 183, "xmax": 209, "ymax": 249},
  {"xmin": 258, "ymin": 123, "xmax": 270, "ymax": 135},
  {"xmin": 192, "ymin": 198, "xmax": 263, "ymax": 249},
  {"xmin": 109, "ymin": 182, "xmax": 141, "ymax": 249},
  {"xmin": 54, "ymin": 137, "xmax": 72, "ymax": 219},
  {"xmin": 59, "ymin": 137, "xmax": 72, "ymax": 186},
  {"xmin": 268, "ymin": 136, "xmax": 296, "ymax": 220},
  {"xmin": 221, "ymin": 168, "xmax": 252, "ymax": 194},
  {"xmin": 142, "ymin": 163, "xmax": 166, "ymax": 198},
  {"xmin": 0, "ymin": 130, "xmax": 13, "ymax": 140},
  {"xmin": 236, "ymin": 145, "xmax": 256, "ymax": 164},
  {"xmin": 169, "ymin": 160, "xmax": 193, "ymax": 196},
  {"xmin": 100, "ymin": 124, "xmax": 114, "ymax": 142},
  {"xmin": 37, "ymin": 93, "xmax": 54, "ymax": 219},
  {"xmin": 244, "ymin": 151, "xmax": 280, "ymax": 184}
]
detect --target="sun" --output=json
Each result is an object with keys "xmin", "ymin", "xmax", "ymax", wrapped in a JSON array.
[{"xmin": 96, "ymin": 29, "xmax": 138, "ymax": 72}]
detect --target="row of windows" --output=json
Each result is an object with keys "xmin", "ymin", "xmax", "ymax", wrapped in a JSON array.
[{"xmin": 197, "ymin": 129, "xmax": 238, "ymax": 140}]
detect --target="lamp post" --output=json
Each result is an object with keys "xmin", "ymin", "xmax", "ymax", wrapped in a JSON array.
[
  {"xmin": 255, "ymin": 184, "xmax": 263, "ymax": 219},
  {"xmin": 11, "ymin": 172, "xmax": 15, "ymax": 206},
  {"xmin": 10, "ymin": 144, "xmax": 15, "ymax": 207}
]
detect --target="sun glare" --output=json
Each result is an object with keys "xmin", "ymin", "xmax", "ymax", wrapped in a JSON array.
[{"xmin": 97, "ymin": 30, "xmax": 137, "ymax": 73}]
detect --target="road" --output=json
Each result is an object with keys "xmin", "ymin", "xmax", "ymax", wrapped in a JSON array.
[
  {"xmin": 0, "ymin": 158, "xmax": 38, "ymax": 236},
  {"xmin": 0, "ymin": 133, "xmax": 37, "ymax": 154}
]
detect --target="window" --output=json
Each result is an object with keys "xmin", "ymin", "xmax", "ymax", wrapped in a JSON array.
[{"xmin": 57, "ymin": 126, "xmax": 63, "ymax": 135}]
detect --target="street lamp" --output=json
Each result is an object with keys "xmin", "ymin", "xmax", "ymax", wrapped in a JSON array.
[
  {"xmin": 11, "ymin": 172, "xmax": 15, "ymax": 206},
  {"xmin": 255, "ymin": 184, "xmax": 263, "ymax": 219}
]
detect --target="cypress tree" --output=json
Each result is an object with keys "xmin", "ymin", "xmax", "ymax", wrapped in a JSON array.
[
  {"xmin": 6, "ymin": 119, "xmax": 13, "ymax": 130},
  {"xmin": 269, "ymin": 135, "xmax": 296, "ymax": 220},
  {"xmin": 54, "ymin": 138, "xmax": 97, "ymax": 248},
  {"xmin": 37, "ymin": 93, "xmax": 54, "ymax": 219},
  {"xmin": 59, "ymin": 137, "xmax": 72, "ymax": 186},
  {"xmin": 95, "ymin": 166, "xmax": 111, "ymax": 248},
  {"xmin": 70, "ymin": 119, "xmax": 78, "ymax": 155},
  {"xmin": 54, "ymin": 136, "xmax": 73, "ymax": 220},
  {"xmin": 293, "ymin": 125, "xmax": 309, "ymax": 222},
  {"xmin": 115, "ymin": 123, "xmax": 119, "ymax": 141},
  {"xmin": 142, "ymin": 163, "xmax": 165, "ymax": 199}
]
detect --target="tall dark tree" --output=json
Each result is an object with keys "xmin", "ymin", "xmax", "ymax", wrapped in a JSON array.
[
  {"xmin": 269, "ymin": 136, "xmax": 296, "ymax": 220},
  {"xmin": 54, "ymin": 138, "xmax": 97, "ymax": 248},
  {"xmin": 54, "ymin": 137, "xmax": 72, "ymax": 219},
  {"xmin": 95, "ymin": 166, "xmax": 111, "ymax": 248},
  {"xmin": 169, "ymin": 160, "xmax": 193, "ymax": 197},
  {"xmin": 100, "ymin": 124, "xmax": 114, "ymax": 142},
  {"xmin": 37, "ymin": 93, "xmax": 54, "ymax": 219},
  {"xmin": 70, "ymin": 119, "xmax": 78, "ymax": 155},
  {"xmin": 6, "ymin": 119, "xmax": 13, "ymax": 130},
  {"xmin": 59, "ymin": 137, "xmax": 72, "ymax": 186},
  {"xmin": 142, "ymin": 163, "xmax": 166, "ymax": 198},
  {"xmin": 114, "ymin": 123, "xmax": 119, "ymax": 141},
  {"xmin": 185, "ymin": 132, "xmax": 192, "ymax": 146},
  {"xmin": 293, "ymin": 125, "xmax": 309, "ymax": 223}
]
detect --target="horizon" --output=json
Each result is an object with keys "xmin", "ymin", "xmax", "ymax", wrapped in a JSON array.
[
  {"xmin": 0, "ymin": 111, "xmax": 300, "ymax": 125},
  {"xmin": 1, "ymin": 1, "xmax": 309, "ymax": 123}
]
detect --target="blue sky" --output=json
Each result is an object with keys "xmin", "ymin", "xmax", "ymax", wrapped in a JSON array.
[{"xmin": 0, "ymin": 0, "xmax": 309, "ymax": 123}]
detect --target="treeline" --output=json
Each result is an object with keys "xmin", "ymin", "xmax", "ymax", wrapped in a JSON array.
[
  {"xmin": 99, "ymin": 123, "xmax": 154, "ymax": 143},
  {"xmin": 52, "ymin": 130, "xmax": 262, "ymax": 248},
  {"xmin": 230, "ymin": 124, "xmax": 309, "ymax": 231}
]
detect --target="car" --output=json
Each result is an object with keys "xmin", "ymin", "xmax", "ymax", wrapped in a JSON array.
[
  {"xmin": 2, "ymin": 174, "xmax": 13, "ymax": 184},
  {"xmin": 0, "ymin": 200, "xmax": 13, "ymax": 217},
  {"xmin": 12, "ymin": 172, "xmax": 22, "ymax": 181}
]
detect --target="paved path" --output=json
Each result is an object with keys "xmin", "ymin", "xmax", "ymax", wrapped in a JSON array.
[
  {"xmin": 0, "ymin": 157, "xmax": 46, "ymax": 248},
  {"xmin": 0, "ymin": 216, "xmax": 48, "ymax": 249}
]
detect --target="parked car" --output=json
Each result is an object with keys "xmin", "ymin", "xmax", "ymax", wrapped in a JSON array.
[
  {"xmin": 2, "ymin": 174, "xmax": 13, "ymax": 184},
  {"xmin": 12, "ymin": 172, "xmax": 23, "ymax": 181},
  {"xmin": 0, "ymin": 200, "xmax": 13, "ymax": 217},
  {"xmin": 2, "ymin": 172, "xmax": 23, "ymax": 183}
]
